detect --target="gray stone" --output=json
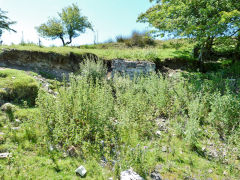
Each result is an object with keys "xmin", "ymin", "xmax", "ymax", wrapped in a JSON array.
[
  {"xmin": 15, "ymin": 119, "xmax": 21, "ymax": 124},
  {"xmin": 151, "ymin": 171, "xmax": 162, "ymax": 180},
  {"xmin": 75, "ymin": 165, "xmax": 87, "ymax": 176},
  {"xmin": 162, "ymin": 146, "xmax": 167, "ymax": 152},
  {"xmin": 156, "ymin": 131, "xmax": 161, "ymax": 137},
  {"xmin": 112, "ymin": 59, "xmax": 155, "ymax": 79},
  {"xmin": 67, "ymin": 145, "xmax": 78, "ymax": 157},
  {"xmin": 120, "ymin": 168, "xmax": 144, "ymax": 180},
  {"xmin": 208, "ymin": 169, "xmax": 213, "ymax": 173},
  {"xmin": 0, "ymin": 152, "xmax": 12, "ymax": 158},
  {"xmin": 11, "ymin": 127, "xmax": 20, "ymax": 131}
]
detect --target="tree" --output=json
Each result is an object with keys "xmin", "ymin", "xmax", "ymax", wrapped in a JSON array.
[
  {"xmin": 138, "ymin": 0, "xmax": 240, "ymax": 63},
  {"xmin": 36, "ymin": 4, "xmax": 93, "ymax": 46},
  {"xmin": 0, "ymin": 9, "xmax": 16, "ymax": 40}
]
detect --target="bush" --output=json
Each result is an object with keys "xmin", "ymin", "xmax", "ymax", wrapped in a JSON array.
[
  {"xmin": 116, "ymin": 31, "xmax": 155, "ymax": 47},
  {"xmin": 125, "ymin": 31, "xmax": 155, "ymax": 47},
  {"xmin": 37, "ymin": 75, "xmax": 116, "ymax": 156},
  {"xmin": 209, "ymin": 92, "xmax": 240, "ymax": 139},
  {"xmin": 78, "ymin": 58, "xmax": 107, "ymax": 82},
  {"xmin": 116, "ymin": 35, "xmax": 127, "ymax": 43},
  {"xmin": 37, "ymin": 73, "xmax": 171, "ymax": 157}
]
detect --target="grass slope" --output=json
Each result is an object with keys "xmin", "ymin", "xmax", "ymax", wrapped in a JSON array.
[{"xmin": 0, "ymin": 39, "xmax": 194, "ymax": 61}]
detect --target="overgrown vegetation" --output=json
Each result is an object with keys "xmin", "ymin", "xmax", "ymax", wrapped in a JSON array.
[
  {"xmin": 0, "ymin": 60, "xmax": 239, "ymax": 179},
  {"xmin": 0, "ymin": 0, "xmax": 240, "ymax": 178}
]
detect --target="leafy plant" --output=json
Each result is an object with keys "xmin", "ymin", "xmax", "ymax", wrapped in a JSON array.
[{"xmin": 78, "ymin": 58, "xmax": 107, "ymax": 82}]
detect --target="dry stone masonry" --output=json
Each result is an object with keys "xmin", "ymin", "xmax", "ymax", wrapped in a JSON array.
[{"xmin": 111, "ymin": 59, "xmax": 156, "ymax": 79}]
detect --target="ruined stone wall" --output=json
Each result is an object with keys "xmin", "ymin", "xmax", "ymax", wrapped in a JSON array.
[{"xmin": 111, "ymin": 59, "xmax": 156, "ymax": 78}]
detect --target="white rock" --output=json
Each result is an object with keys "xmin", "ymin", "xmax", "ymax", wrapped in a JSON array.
[
  {"xmin": 162, "ymin": 146, "xmax": 167, "ymax": 152},
  {"xmin": 0, "ymin": 152, "xmax": 12, "ymax": 158},
  {"xmin": 11, "ymin": 127, "xmax": 20, "ymax": 131},
  {"xmin": 120, "ymin": 168, "xmax": 144, "ymax": 180},
  {"xmin": 15, "ymin": 119, "xmax": 21, "ymax": 123},
  {"xmin": 156, "ymin": 131, "xmax": 161, "ymax": 136},
  {"xmin": 75, "ymin": 165, "xmax": 87, "ymax": 176},
  {"xmin": 0, "ymin": 132, "xmax": 4, "ymax": 135}
]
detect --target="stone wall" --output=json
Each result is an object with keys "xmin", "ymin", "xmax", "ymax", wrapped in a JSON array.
[{"xmin": 111, "ymin": 59, "xmax": 156, "ymax": 78}]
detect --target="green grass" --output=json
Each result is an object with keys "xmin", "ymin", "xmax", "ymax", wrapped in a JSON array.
[
  {"xmin": 0, "ymin": 39, "xmax": 194, "ymax": 61},
  {"xmin": 0, "ymin": 69, "xmax": 39, "ymax": 106}
]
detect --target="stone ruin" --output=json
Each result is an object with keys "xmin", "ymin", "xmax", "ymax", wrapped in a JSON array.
[{"xmin": 111, "ymin": 59, "xmax": 156, "ymax": 79}]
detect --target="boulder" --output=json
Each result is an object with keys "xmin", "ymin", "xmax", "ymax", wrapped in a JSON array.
[{"xmin": 120, "ymin": 168, "xmax": 144, "ymax": 180}]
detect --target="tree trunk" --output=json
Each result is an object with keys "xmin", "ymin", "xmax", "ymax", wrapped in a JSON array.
[
  {"xmin": 204, "ymin": 36, "xmax": 214, "ymax": 60},
  {"xmin": 197, "ymin": 37, "xmax": 214, "ymax": 72},
  {"xmin": 60, "ymin": 36, "xmax": 66, "ymax": 46},
  {"xmin": 233, "ymin": 33, "xmax": 240, "ymax": 64},
  {"xmin": 65, "ymin": 35, "xmax": 73, "ymax": 46}
]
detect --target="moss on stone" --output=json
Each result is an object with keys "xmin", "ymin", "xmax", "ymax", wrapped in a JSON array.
[{"xmin": 0, "ymin": 69, "xmax": 39, "ymax": 106}]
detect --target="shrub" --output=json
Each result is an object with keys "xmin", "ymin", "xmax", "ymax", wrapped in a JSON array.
[
  {"xmin": 125, "ymin": 31, "xmax": 155, "ymax": 47},
  {"xmin": 209, "ymin": 92, "xmax": 240, "ymax": 139},
  {"xmin": 116, "ymin": 31, "xmax": 155, "ymax": 47},
  {"xmin": 115, "ymin": 35, "xmax": 127, "ymax": 43},
  {"xmin": 78, "ymin": 58, "xmax": 107, "ymax": 82},
  {"xmin": 37, "ymin": 75, "xmax": 116, "ymax": 156}
]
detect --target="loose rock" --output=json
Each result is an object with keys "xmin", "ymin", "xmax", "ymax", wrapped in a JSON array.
[
  {"xmin": 15, "ymin": 119, "xmax": 21, "ymax": 123},
  {"xmin": 151, "ymin": 171, "xmax": 162, "ymax": 180},
  {"xmin": 75, "ymin": 165, "xmax": 87, "ymax": 177},
  {"xmin": 0, "ymin": 132, "xmax": 4, "ymax": 135},
  {"xmin": 0, "ymin": 152, "xmax": 12, "ymax": 158},
  {"xmin": 120, "ymin": 168, "xmax": 144, "ymax": 180},
  {"xmin": 11, "ymin": 127, "xmax": 20, "ymax": 131},
  {"xmin": 162, "ymin": 146, "xmax": 167, "ymax": 152},
  {"xmin": 67, "ymin": 145, "xmax": 78, "ymax": 157}
]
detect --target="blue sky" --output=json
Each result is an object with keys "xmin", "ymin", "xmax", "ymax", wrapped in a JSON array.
[{"xmin": 0, "ymin": 0, "xmax": 153, "ymax": 46}]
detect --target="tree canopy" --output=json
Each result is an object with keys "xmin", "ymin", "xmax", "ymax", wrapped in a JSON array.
[
  {"xmin": 138, "ymin": 0, "xmax": 240, "ymax": 61},
  {"xmin": 36, "ymin": 4, "xmax": 93, "ymax": 46},
  {"xmin": 0, "ymin": 9, "xmax": 16, "ymax": 40}
]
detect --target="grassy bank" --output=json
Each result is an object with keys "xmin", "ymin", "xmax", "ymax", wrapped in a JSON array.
[{"xmin": 0, "ymin": 39, "xmax": 194, "ymax": 61}]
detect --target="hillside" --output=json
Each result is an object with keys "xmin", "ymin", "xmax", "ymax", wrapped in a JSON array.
[{"xmin": 0, "ymin": 40, "xmax": 240, "ymax": 179}]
